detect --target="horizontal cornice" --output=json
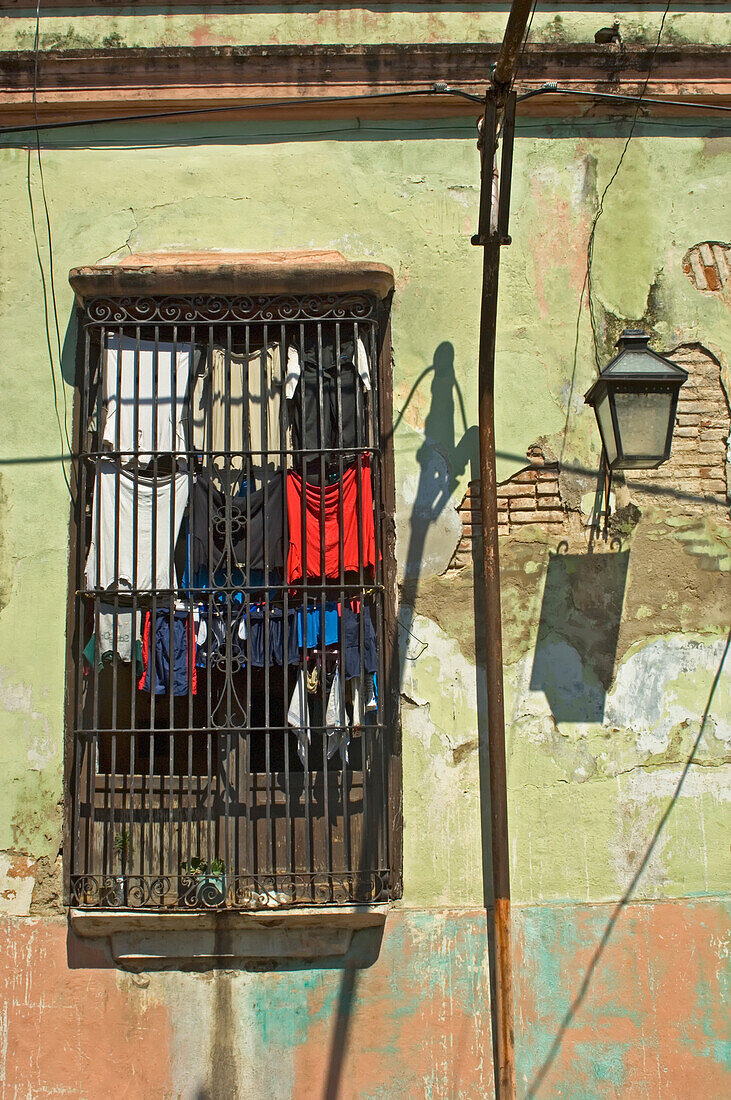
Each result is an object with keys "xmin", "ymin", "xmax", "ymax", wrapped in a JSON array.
[{"xmin": 1, "ymin": 43, "xmax": 729, "ymax": 124}]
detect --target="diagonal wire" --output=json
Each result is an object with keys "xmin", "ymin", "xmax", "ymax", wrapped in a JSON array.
[
  {"xmin": 586, "ymin": 1, "xmax": 674, "ymax": 371},
  {"xmin": 526, "ymin": 625, "xmax": 730, "ymax": 1098},
  {"xmin": 560, "ymin": 0, "xmax": 673, "ymax": 463}
]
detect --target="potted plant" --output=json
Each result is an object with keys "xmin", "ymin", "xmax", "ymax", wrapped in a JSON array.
[
  {"xmin": 103, "ymin": 828, "xmax": 132, "ymax": 906},
  {"xmin": 179, "ymin": 856, "xmax": 227, "ymax": 907}
]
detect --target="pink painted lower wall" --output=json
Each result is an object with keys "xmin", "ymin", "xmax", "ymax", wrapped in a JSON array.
[{"xmin": 0, "ymin": 900, "xmax": 727, "ymax": 1098}]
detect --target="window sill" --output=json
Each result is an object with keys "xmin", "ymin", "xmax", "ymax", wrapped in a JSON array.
[{"xmin": 69, "ymin": 905, "xmax": 389, "ymax": 967}]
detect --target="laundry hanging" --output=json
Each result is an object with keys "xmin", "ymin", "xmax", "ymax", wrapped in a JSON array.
[
  {"xmin": 192, "ymin": 343, "xmax": 288, "ymax": 491},
  {"xmin": 138, "ymin": 608, "xmax": 197, "ymax": 696},
  {"xmin": 101, "ymin": 334, "xmax": 198, "ymax": 463},
  {"xmin": 84, "ymin": 462, "xmax": 189, "ymax": 592},
  {"xmin": 188, "ymin": 471, "xmax": 284, "ymax": 582},
  {"xmin": 286, "ymin": 457, "xmax": 376, "ymax": 582}
]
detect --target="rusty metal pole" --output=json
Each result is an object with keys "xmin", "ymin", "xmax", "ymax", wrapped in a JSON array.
[{"xmin": 472, "ymin": 4, "xmax": 534, "ymax": 1098}]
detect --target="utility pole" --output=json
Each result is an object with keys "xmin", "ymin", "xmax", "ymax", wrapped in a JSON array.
[{"xmin": 472, "ymin": 3, "xmax": 534, "ymax": 1098}]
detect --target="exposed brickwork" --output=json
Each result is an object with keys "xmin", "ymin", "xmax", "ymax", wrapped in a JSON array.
[
  {"xmin": 629, "ymin": 344, "xmax": 730, "ymax": 508},
  {"xmin": 682, "ymin": 242, "xmax": 730, "ymax": 296},
  {"xmin": 448, "ymin": 345, "xmax": 729, "ymax": 570},
  {"xmin": 448, "ymin": 456, "xmax": 567, "ymax": 570}
]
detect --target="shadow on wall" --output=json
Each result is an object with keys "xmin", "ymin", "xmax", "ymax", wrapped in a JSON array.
[
  {"xmin": 526, "ymin": 627, "xmax": 731, "ymax": 1098},
  {"xmin": 529, "ymin": 549, "xmax": 630, "ymax": 723}
]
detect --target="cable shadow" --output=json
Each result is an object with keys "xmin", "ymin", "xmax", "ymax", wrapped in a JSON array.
[
  {"xmin": 526, "ymin": 625, "xmax": 731, "ymax": 1099},
  {"xmin": 322, "ymin": 965, "xmax": 359, "ymax": 1100}
]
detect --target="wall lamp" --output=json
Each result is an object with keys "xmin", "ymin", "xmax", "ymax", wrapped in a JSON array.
[{"xmin": 584, "ymin": 330, "xmax": 688, "ymax": 530}]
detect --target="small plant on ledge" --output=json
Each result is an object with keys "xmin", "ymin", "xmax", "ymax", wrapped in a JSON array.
[
  {"xmin": 179, "ymin": 856, "xmax": 227, "ymax": 907},
  {"xmin": 101, "ymin": 828, "xmax": 133, "ymax": 906}
]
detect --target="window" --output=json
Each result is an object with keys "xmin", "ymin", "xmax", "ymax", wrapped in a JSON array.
[{"xmin": 65, "ymin": 270, "xmax": 400, "ymax": 911}]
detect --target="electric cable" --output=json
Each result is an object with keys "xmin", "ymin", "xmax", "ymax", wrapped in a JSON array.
[
  {"xmin": 0, "ymin": 87, "xmax": 481, "ymax": 137},
  {"xmin": 517, "ymin": 85, "xmax": 731, "ymax": 113},
  {"xmin": 2, "ymin": 77, "xmax": 729, "ymax": 139},
  {"xmin": 27, "ymin": 0, "xmax": 72, "ymax": 495},
  {"xmin": 511, "ymin": 0, "xmax": 539, "ymax": 91},
  {"xmin": 585, "ymin": 1, "xmax": 674, "ymax": 372},
  {"xmin": 560, "ymin": 0, "xmax": 674, "ymax": 464}
]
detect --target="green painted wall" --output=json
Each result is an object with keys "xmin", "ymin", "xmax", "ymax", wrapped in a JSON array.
[
  {"xmin": 2, "ymin": 6, "xmax": 730, "ymax": 51},
  {"xmin": 0, "ymin": 5, "xmax": 729, "ymax": 1095},
  {"xmin": 0, "ymin": 116, "xmax": 729, "ymax": 903}
]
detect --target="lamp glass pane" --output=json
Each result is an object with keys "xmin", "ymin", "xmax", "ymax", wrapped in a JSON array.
[
  {"xmin": 613, "ymin": 389, "xmax": 673, "ymax": 458},
  {"xmin": 595, "ymin": 392, "xmax": 618, "ymax": 465},
  {"xmin": 609, "ymin": 349, "xmax": 668, "ymax": 376}
]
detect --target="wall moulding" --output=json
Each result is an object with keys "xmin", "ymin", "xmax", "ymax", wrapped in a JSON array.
[
  {"xmin": 69, "ymin": 906, "xmax": 389, "ymax": 968},
  {"xmin": 3, "ymin": 0, "xmax": 729, "ymax": 7},
  {"xmin": 0, "ymin": 43, "xmax": 729, "ymax": 124}
]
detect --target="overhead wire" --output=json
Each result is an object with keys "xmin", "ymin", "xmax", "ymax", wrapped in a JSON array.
[
  {"xmin": 585, "ymin": 1, "xmax": 675, "ymax": 372},
  {"xmin": 27, "ymin": 0, "xmax": 72, "ymax": 496},
  {"xmin": 511, "ymin": 0, "xmax": 539, "ymax": 92},
  {"xmin": 1, "ymin": 79, "xmax": 729, "ymax": 140},
  {"xmin": 560, "ymin": 0, "xmax": 674, "ymax": 464}
]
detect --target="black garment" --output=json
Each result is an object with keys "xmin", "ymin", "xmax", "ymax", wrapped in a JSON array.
[
  {"xmin": 289, "ymin": 330, "xmax": 362, "ymax": 454},
  {"xmin": 189, "ymin": 472, "xmax": 284, "ymax": 579},
  {"xmin": 342, "ymin": 604, "xmax": 378, "ymax": 679}
]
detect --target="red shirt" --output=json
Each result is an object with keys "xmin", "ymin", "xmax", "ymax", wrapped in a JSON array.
[{"xmin": 286, "ymin": 458, "xmax": 376, "ymax": 582}]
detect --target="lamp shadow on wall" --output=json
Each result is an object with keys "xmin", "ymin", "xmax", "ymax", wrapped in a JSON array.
[{"xmin": 529, "ymin": 549, "xmax": 631, "ymax": 723}]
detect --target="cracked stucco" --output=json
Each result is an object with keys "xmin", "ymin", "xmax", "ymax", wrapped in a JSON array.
[{"xmin": 0, "ymin": 102, "xmax": 729, "ymax": 919}]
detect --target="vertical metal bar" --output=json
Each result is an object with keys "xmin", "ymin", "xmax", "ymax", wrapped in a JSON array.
[
  {"xmin": 377, "ymin": 306, "xmax": 400, "ymax": 902},
  {"xmin": 149, "ymin": 323, "xmax": 160, "ymax": 885},
  {"xmin": 317, "ymin": 323, "xmax": 332, "ymax": 897},
  {"xmin": 367, "ymin": 318, "xmax": 387, "ymax": 879},
  {"xmin": 243, "ymin": 322, "xmax": 254, "ymax": 887},
  {"xmin": 298, "ymin": 320, "xmax": 312, "ymax": 891},
  {"xmin": 280, "ymin": 321, "xmax": 292, "ymax": 883},
  {"xmin": 334, "ymin": 322, "xmax": 349, "ymax": 883},
  {"xmin": 475, "ymin": 79, "xmax": 518, "ymax": 1100},
  {"xmin": 168, "ymin": 325, "xmax": 178, "ymax": 892},
  {"xmin": 185, "ymin": 323, "xmax": 196, "ymax": 897},
  {"xmin": 262, "ymin": 326, "xmax": 274, "ymax": 879},
  {"xmin": 130, "ymin": 322, "xmax": 141, "ymax": 752}
]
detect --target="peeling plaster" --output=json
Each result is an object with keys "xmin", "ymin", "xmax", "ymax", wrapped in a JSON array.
[
  {"xmin": 0, "ymin": 853, "xmax": 36, "ymax": 917},
  {"xmin": 605, "ymin": 635, "xmax": 731, "ymax": 753}
]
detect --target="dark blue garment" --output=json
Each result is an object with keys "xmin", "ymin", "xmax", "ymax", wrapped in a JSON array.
[
  {"xmin": 238, "ymin": 606, "xmax": 300, "ymax": 667},
  {"xmin": 141, "ymin": 610, "xmax": 192, "ymax": 695},
  {"xmin": 342, "ymin": 604, "xmax": 378, "ymax": 679}
]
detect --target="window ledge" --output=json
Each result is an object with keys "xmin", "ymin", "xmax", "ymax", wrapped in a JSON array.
[
  {"xmin": 69, "ymin": 905, "xmax": 389, "ymax": 967},
  {"xmin": 69, "ymin": 249, "xmax": 395, "ymax": 300}
]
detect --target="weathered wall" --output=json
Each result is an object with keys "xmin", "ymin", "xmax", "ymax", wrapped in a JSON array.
[
  {"xmin": 0, "ymin": 3, "xmax": 730, "ymax": 1095},
  {"xmin": 1, "ymin": 901, "xmax": 728, "ymax": 1098}
]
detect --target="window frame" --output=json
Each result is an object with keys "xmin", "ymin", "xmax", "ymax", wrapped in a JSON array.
[{"xmin": 63, "ymin": 268, "xmax": 402, "ymax": 912}]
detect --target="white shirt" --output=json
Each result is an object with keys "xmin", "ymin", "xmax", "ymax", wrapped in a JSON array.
[
  {"xmin": 101, "ymin": 335, "xmax": 195, "ymax": 463},
  {"xmin": 85, "ymin": 462, "xmax": 189, "ymax": 591}
]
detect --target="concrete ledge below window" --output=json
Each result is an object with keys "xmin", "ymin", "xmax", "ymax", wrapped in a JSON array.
[{"xmin": 69, "ymin": 905, "xmax": 389, "ymax": 967}]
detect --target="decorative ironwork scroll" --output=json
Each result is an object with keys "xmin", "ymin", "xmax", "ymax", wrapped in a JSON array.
[
  {"xmin": 70, "ymin": 872, "xmax": 392, "ymax": 910},
  {"xmin": 83, "ymin": 293, "xmax": 378, "ymax": 326}
]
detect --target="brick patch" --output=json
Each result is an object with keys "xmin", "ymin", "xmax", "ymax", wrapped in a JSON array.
[
  {"xmin": 448, "ymin": 345, "xmax": 729, "ymax": 570},
  {"xmin": 448, "ymin": 460, "xmax": 566, "ymax": 569},
  {"xmin": 630, "ymin": 344, "xmax": 730, "ymax": 508},
  {"xmin": 682, "ymin": 242, "xmax": 730, "ymax": 295}
]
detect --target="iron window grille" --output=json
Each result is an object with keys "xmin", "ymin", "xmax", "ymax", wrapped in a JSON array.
[{"xmin": 65, "ymin": 291, "xmax": 400, "ymax": 911}]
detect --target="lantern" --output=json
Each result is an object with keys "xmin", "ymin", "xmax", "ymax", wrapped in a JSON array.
[{"xmin": 584, "ymin": 330, "xmax": 688, "ymax": 470}]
